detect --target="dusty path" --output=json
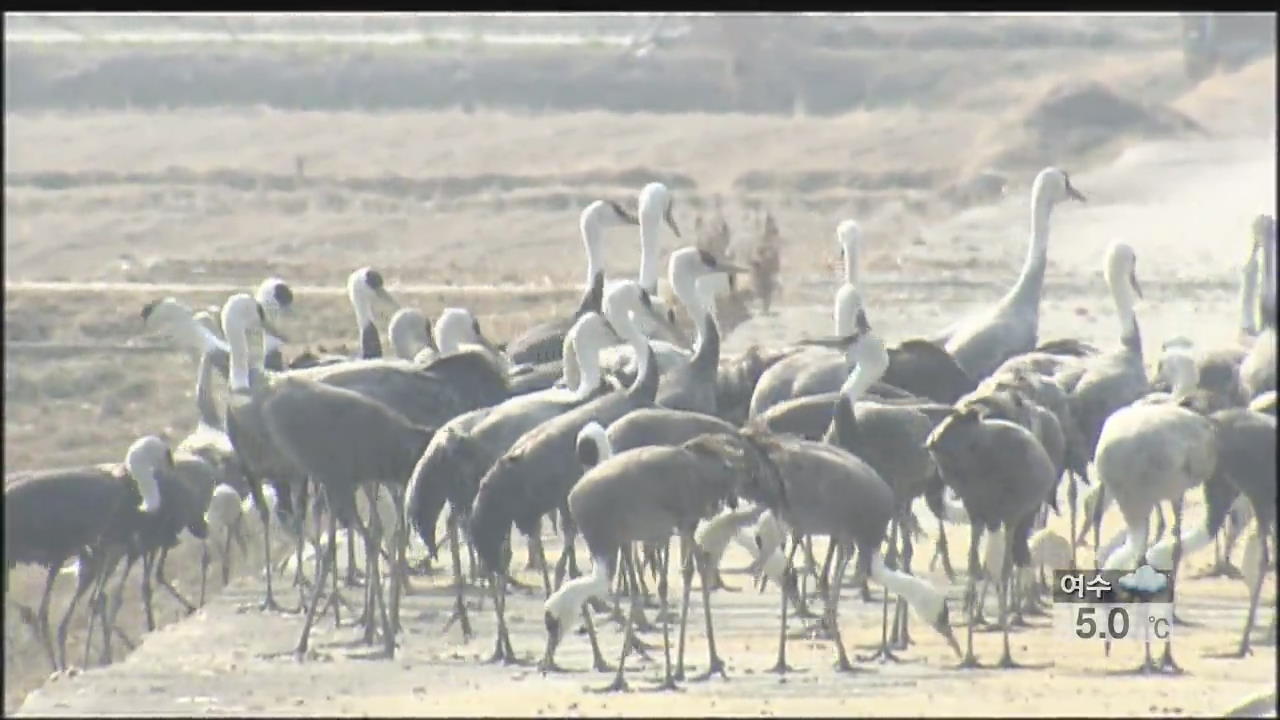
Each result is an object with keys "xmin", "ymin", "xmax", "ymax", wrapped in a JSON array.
[
  {"xmin": 12, "ymin": 132, "xmax": 1278, "ymax": 717},
  {"xmin": 13, "ymin": 523, "xmax": 1275, "ymax": 717}
]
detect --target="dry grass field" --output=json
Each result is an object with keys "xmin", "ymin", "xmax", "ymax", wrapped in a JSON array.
[{"xmin": 4, "ymin": 13, "xmax": 1277, "ymax": 716}]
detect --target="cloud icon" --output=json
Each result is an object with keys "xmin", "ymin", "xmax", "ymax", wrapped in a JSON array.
[{"xmin": 1117, "ymin": 564, "xmax": 1168, "ymax": 594}]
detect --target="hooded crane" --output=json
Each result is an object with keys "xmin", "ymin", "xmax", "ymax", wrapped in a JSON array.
[
  {"xmin": 748, "ymin": 220, "xmax": 976, "ymax": 418},
  {"xmin": 468, "ymin": 319, "xmax": 660, "ymax": 664},
  {"xmin": 403, "ymin": 310, "xmax": 617, "ymax": 638},
  {"xmin": 1064, "ymin": 242, "xmax": 1151, "ymax": 556},
  {"xmin": 142, "ymin": 297, "xmax": 232, "ymax": 378},
  {"xmin": 93, "ymin": 436, "xmax": 211, "ymax": 645},
  {"xmin": 539, "ymin": 430, "xmax": 776, "ymax": 691},
  {"xmin": 221, "ymin": 293, "xmax": 436, "ymax": 657},
  {"xmin": 505, "ymin": 200, "xmax": 640, "ymax": 366},
  {"xmin": 2, "ymin": 440, "xmax": 159, "ymax": 672},
  {"xmin": 1093, "ymin": 367, "xmax": 1218, "ymax": 674},
  {"xmin": 695, "ymin": 429, "xmax": 961, "ymax": 673},
  {"xmin": 1149, "ymin": 218, "xmax": 1274, "ymax": 413},
  {"xmin": 1199, "ymin": 408, "xmax": 1276, "ymax": 658},
  {"xmin": 930, "ymin": 167, "xmax": 1087, "ymax": 381},
  {"xmin": 597, "ymin": 247, "xmax": 743, "ymax": 387},
  {"xmin": 925, "ymin": 398, "xmax": 1056, "ymax": 669}
]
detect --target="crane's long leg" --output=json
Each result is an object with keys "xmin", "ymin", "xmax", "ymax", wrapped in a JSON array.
[
  {"xmin": 200, "ymin": 541, "xmax": 211, "ymax": 607},
  {"xmin": 862, "ymin": 520, "xmax": 903, "ymax": 663},
  {"xmin": 84, "ymin": 548, "xmax": 123, "ymax": 667},
  {"xmin": 691, "ymin": 546, "xmax": 728, "ymax": 680},
  {"xmin": 485, "ymin": 569, "xmax": 508, "ymax": 664},
  {"xmin": 25, "ymin": 566, "xmax": 61, "ymax": 672},
  {"xmin": 291, "ymin": 525, "xmax": 335, "ymax": 661},
  {"xmin": 387, "ymin": 486, "xmax": 406, "ymax": 646},
  {"xmin": 155, "ymin": 546, "xmax": 196, "ymax": 615},
  {"xmin": 655, "ymin": 535, "xmax": 678, "ymax": 691},
  {"xmin": 593, "ymin": 550, "xmax": 639, "ymax": 694},
  {"xmin": 141, "ymin": 551, "xmax": 157, "ymax": 632},
  {"xmin": 222, "ymin": 527, "xmax": 235, "ymax": 587},
  {"xmin": 828, "ymin": 544, "xmax": 863, "ymax": 673},
  {"xmin": 292, "ymin": 480, "xmax": 308, "ymax": 588},
  {"xmin": 531, "ymin": 530, "xmax": 553, "ymax": 599},
  {"xmin": 248, "ymin": 479, "xmax": 290, "ymax": 613},
  {"xmin": 441, "ymin": 512, "xmax": 473, "ymax": 640},
  {"xmin": 55, "ymin": 550, "xmax": 98, "ymax": 670},
  {"xmin": 790, "ymin": 534, "xmax": 819, "ymax": 619},
  {"xmin": 674, "ymin": 537, "xmax": 694, "ymax": 680},
  {"xmin": 1157, "ymin": 497, "xmax": 1186, "ymax": 674},
  {"xmin": 768, "ymin": 561, "xmax": 795, "ymax": 674},
  {"xmin": 1234, "ymin": 525, "xmax": 1268, "ymax": 657},
  {"xmin": 996, "ymin": 529, "xmax": 1021, "ymax": 668},
  {"xmin": 956, "ymin": 522, "xmax": 983, "ymax": 669},
  {"xmin": 892, "ymin": 511, "xmax": 916, "ymax": 648},
  {"xmin": 816, "ymin": 540, "xmax": 836, "ymax": 597},
  {"xmin": 1068, "ymin": 473, "xmax": 1079, "ymax": 568},
  {"xmin": 622, "ymin": 552, "xmax": 656, "ymax": 659}
]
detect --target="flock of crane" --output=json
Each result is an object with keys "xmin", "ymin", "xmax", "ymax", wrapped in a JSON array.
[{"xmin": 4, "ymin": 172, "xmax": 1276, "ymax": 695}]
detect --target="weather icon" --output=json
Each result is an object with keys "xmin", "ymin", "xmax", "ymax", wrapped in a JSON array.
[{"xmin": 1117, "ymin": 564, "xmax": 1168, "ymax": 595}]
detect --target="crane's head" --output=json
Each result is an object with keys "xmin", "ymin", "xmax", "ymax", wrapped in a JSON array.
[
  {"xmin": 125, "ymin": 435, "xmax": 174, "ymax": 515},
  {"xmin": 255, "ymin": 276, "xmax": 295, "ymax": 318},
  {"xmin": 1032, "ymin": 166, "xmax": 1087, "ymax": 206}
]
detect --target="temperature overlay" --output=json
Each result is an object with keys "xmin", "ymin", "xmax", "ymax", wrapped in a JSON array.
[{"xmin": 1055, "ymin": 602, "xmax": 1175, "ymax": 642}]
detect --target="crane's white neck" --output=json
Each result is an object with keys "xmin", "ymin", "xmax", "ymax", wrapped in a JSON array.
[
  {"xmin": 165, "ymin": 312, "xmax": 230, "ymax": 359},
  {"xmin": 1005, "ymin": 181, "xmax": 1056, "ymax": 307},
  {"xmin": 581, "ymin": 206, "xmax": 606, "ymax": 287},
  {"xmin": 637, "ymin": 196, "xmax": 665, "ymax": 294},
  {"xmin": 758, "ymin": 546, "xmax": 789, "ymax": 585},
  {"xmin": 349, "ymin": 281, "xmax": 375, "ymax": 337},
  {"xmin": 604, "ymin": 294, "xmax": 652, "ymax": 379},
  {"xmin": 1105, "ymin": 261, "xmax": 1140, "ymax": 349},
  {"xmin": 669, "ymin": 258, "xmax": 707, "ymax": 339},
  {"xmin": 223, "ymin": 296, "xmax": 262, "ymax": 394},
  {"xmin": 544, "ymin": 555, "xmax": 611, "ymax": 638},
  {"xmin": 834, "ymin": 285, "xmax": 864, "ymax": 336},
  {"xmin": 839, "ymin": 333, "xmax": 889, "ymax": 402},
  {"xmin": 841, "ymin": 236, "xmax": 860, "ymax": 288},
  {"xmin": 1144, "ymin": 518, "xmax": 1211, "ymax": 571},
  {"xmin": 695, "ymin": 273, "xmax": 729, "ymax": 337},
  {"xmin": 569, "ymin": 329, "xmax": 604, "ymax": 402},
  {"xmin": 870, "ymin": 551, "xmax": 945, "ymax": 625},
  {"xmin": 125, "ymin": 442, "xmax": 164, "ymax": 514},
  {"xmin": 194, "ymin": 350, "xmax": 221, "ymax": 431},
  {"xmin": 560, "ymin": 331, "xmax": 581, "ymax": 391}
]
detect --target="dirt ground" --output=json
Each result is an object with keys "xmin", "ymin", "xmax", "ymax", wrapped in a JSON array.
[{"xmin": 4, "ymin": 15, "xmax": 1277, "ymax": 717}]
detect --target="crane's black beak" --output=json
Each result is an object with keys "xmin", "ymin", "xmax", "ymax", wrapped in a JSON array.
[
  {"xmin": 375, "ymin": 286, "xmax": 400, "ymax": 309},
  {"xmin": 664, "ymin": 203, "xmax": 682, "ymax": 238},
  {"xmin": 1065, "ymin": 178, "xmax": 1086, "ymax": 203}
]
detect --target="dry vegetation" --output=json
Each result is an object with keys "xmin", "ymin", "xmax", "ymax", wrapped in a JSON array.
[{"xmin": 4, "ymin": 13, "xmax": 1277, "ymax": 716}]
